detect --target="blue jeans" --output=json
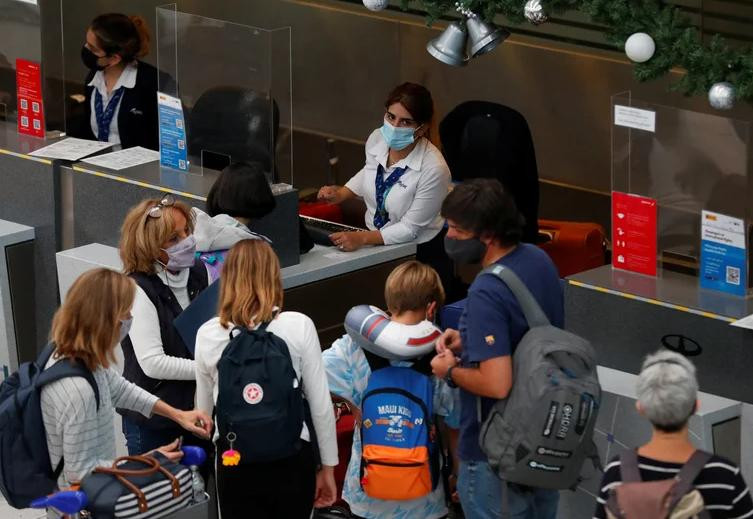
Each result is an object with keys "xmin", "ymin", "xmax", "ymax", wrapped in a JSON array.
[
  {"xmin": 457, "ymin": 460, "xmax": 559, "ymax": 519},
  {"xmin": 122, "ymin": 418, "xmax": 184, "ymax": 455}
]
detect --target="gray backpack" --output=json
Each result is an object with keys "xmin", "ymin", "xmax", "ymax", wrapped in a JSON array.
[{"xmin": 478, "ymin": 264, "xmax": 602, "ymax": 489}]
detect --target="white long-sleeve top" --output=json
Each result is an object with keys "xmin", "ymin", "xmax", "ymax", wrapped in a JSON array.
[
  {"xmin": 345, "ymin": 129, "xmax": 451, "ymax": 245},
  {"xmin": 194, "ymin": 312, "xmax": 338, "ymax": 467},
  {"xmin": 41, "ymin": 358, "xmax": 159, "ymax": 487},
  {"xmin": 127, "ymin": 267, "xmax": 195, "ymax": 381}
]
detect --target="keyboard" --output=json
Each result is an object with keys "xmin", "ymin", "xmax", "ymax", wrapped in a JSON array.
[{"xmin": 301, "ymin": 215, "xmax": 365, "ymax": 247}]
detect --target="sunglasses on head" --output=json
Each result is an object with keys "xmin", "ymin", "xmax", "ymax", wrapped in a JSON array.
[{"xmin": 146, "ymin": 194, "xmax": 176, "ymax": 220}]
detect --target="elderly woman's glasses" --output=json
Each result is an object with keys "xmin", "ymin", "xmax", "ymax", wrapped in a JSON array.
[{"xmin": 146, "ymin": 194, "xmax": 176, "ymax": 219}]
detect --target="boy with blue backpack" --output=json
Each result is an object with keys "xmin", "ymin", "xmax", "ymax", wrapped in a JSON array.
[{"xmin": 322, "ymin": 261, "xmax": 458, "ymax": 519}]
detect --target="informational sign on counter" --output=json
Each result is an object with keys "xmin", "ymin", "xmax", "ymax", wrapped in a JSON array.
[
  {"xmin": 611, "ymin": 191, "xmax": 657, "ymax": 276},
  {"xmin": 15, "ymin": 59, "xmax": 44, "ymax": 138},
  {"xmin": 157, "ymin": 92, "xmax": 188, "ymax": 172},
  {"xmin": 614, "ymin": 105, "xmax": 656, "ymax": 133},
  {"xmin": 700, "ymin": 210, "xmax": 746, "ymax": 296}
]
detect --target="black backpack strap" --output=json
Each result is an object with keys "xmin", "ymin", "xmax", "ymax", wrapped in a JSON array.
[
  {"xmin": 410, "ymin": 354, "xmax": 434, "ymax": 376},
  {"xmin": 619, "ymin": 450, "xmax": 642, "ymax": 483},
  {"xmin": 36, "ymin": 342, "xmax": 57, "ymax": 368},
  {"xmin": 257, "ymin": 322, "xmax": 271, "ymax": 332},
  {"xmin": 37, "ymin": 358, "xmax": 100, "ymax": 411},
  {"xmin": 670, "ymin": 450, "xmax": 712, "ymax": 508}
]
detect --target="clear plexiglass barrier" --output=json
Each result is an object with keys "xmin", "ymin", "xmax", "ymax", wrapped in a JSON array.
[
  {"xmin": 611, "ymin": 92, "xmax": 753, "ymax": 294},
  {"xmin": 155, "ymin": 5, "xmax": 292, "ymax": 183}
]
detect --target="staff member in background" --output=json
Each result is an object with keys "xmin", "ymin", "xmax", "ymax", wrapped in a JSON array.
[
  {"xmin": 69, "ymin": 13, "xmax": 161, "ymax": 150},
  {"xmin": 318, "ymin": 82, "xmax": 453, "ymax": 290},
  {"xmin": 118, "ymin": 195, "xmax": 208, "ymax": 455}
]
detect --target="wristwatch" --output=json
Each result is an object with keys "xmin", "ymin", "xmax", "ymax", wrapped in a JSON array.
[{"xmin": 445, "ymin": 366, "xmax": 458, "ymax": 388}]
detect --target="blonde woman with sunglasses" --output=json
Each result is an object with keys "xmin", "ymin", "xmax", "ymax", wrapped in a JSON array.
[{"xmin": 118, "ymin": 195, "xmax": 209, "ymax": 455}]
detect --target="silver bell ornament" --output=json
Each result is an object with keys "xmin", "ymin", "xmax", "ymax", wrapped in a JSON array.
[
  {"xmin": 524, "ymin": 0, "xmax": 548, "ymax": 25},
  {"xmin": 426, "ymin": 20, "xmax": 470, "ymax": 67},
  {"xmin": 362, "ymin": 0, "xmax": 389, "ymax": 11},
  {"xmin": 708, "ymin": 82, "xmax": 736, "ymax": 111},
  {"xmin": 466, "ymin": 15, "xmax": 509, "ymax": 57}
]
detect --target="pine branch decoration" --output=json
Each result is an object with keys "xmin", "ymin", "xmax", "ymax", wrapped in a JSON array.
[{"xmin": 400, "ymin": 0, "xmax": 753, "ymax": 103}]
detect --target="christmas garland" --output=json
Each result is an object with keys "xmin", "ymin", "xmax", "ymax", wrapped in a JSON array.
[{"xmin": 398, "ymin": 0, "xmax": 753, "ymax": 107}]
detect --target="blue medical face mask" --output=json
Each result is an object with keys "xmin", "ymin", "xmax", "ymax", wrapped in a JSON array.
[{"xmin": 380, "ymin": 121, "xmax": 421, "ymax": 151}]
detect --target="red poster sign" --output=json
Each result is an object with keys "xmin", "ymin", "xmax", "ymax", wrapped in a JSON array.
[
  {"xmin": 16, "ymin": 59, "xmax": 45, "ymax": 138},
  {"xmin": 612, "ymin": 191, "xmax": 657, "ymax": 276}
]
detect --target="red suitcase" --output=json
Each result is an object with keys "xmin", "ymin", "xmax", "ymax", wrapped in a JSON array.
[
  {"xmin": 299, "ymin": 200, "xmax": 344, "ymax": 223},
  {"xmin": 537, "ymin": 219, "xmax": 607, "ymax": 278},
  {"xmin": 333, "ymin": 402, "xmax": 356, "ymax": 510}
]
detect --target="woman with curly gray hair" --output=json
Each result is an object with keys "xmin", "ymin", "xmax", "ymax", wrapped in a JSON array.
[{"xmin": 594, "ymin": 350, "xmax": 753, "ymax": 518}]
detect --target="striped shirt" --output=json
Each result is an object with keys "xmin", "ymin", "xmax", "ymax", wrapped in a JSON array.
[
  {"xmin": 41, "ymin": 358, "xmax": 159, "ymax": 487},
  {"xmin": 594, "ymin": 454, "xmax": 753, "ymax": 519}
]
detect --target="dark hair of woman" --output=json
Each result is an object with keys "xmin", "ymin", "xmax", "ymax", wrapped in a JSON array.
[
  {"xmin": 206, "ymin": 161, "xmax": 276, "ymax": 220},
  {"xmin": 384, "ymin": 82, "xmax": 434, "ymax": 126},
  {"xmin": 90, "ymin": 13, "xmax": 150, "ymax": 63}
]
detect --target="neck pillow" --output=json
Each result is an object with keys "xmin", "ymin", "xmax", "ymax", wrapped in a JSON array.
[{"xmin": 344, "ymin": 305, "xmax": 441, "ymax": 360}]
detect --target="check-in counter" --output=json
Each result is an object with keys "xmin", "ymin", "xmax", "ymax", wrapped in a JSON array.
[
  {"xmin": 61, "ymin": 160, "xmax": 300, "ymax": 267},
  {"xmin": 0, "ymin": 120, "xmax": 63, "ymax": 354},
  {"xmin": 57, "ymin": 241, "xmax": 416, "ymax": 344},
  {"xmin": 565, "ymin": 265, "xmax": 753, "ymax": 486},
  {"xmin": 0, "ymin": 220, "xmax": 36, "ymax": 377}
]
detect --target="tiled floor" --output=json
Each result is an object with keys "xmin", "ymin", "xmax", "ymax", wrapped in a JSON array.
[{"xmin": 0, "ymin": 500, "xmax": 46, "ymax": 518}]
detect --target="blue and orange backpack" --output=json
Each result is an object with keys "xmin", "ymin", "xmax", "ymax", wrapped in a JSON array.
[{"xmin": 359, "ymin": 351, "xmax": 440, "ymax": 501}]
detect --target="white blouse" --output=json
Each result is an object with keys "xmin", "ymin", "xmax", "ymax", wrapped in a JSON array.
[
  {"xmin": 194, "ymin": 312, "xmax": 338, "ymax": 467},
  {"xmin": 88, "ymin": 62, "xmax": 138, "ymax": 146},
  {"xmin": 126, "ymin": 267, "xmax": 195, "ymax": 381},
  {"xmin": 345, "ymin": 128, "xmax": 451, "ymax": 245}
]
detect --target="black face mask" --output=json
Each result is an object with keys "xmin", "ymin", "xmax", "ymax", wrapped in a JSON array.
[
  {"xmin": 81, "ymin": 45, "xmax": 107, "ymax": 71},
  {"xmin": 444, "ymin": 236, "xmax": 487, "ymax": 265}
]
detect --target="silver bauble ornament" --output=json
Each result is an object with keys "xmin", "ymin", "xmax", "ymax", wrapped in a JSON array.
[
  {"xmin": 708, "ymin": 82, "xmax": 736, "ymax": 111},
  {"xmin": 524, "ymin": 0, "xmax": 548, "ymax": 25},
  {"xmin": 362, "ymin": 0, "xmax": 389, "ymax": 11}
]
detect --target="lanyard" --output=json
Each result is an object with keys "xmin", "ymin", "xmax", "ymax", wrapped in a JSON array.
[
  {"xmin": 94, "ymin": 87, "xmax": 125, "ymax": 142},
  {"xmin": 373, "ymin": 163, "xmax": 407, "ymax": 229}
]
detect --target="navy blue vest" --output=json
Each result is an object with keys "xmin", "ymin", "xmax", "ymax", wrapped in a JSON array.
[{"xmin": 118, "ymin": 263, "xmax": 207, "ymax": 429}]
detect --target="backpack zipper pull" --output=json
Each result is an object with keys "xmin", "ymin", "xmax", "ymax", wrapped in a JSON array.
[{"xmin": 221, "ymin": 431, "xmax": 241, "ymax": 466}]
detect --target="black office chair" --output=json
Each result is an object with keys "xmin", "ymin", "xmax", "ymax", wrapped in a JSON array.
[
  {"xmin": 187, "ymin": 87, "xmax": 315, "ymax": 253},
  {"xmin": 187, "ymin": 86, "xmax": 279, "ymax": 176},
  {"xmin": 439, "ymin": 101, "xmax": 540, "ymax": 243}
]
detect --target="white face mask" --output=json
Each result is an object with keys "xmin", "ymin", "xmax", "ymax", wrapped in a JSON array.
[
  {"xmin": 160, "ymin": 235, "xmax": 197, "ymax": 270},
  {"xmin": 118, "ymin": 316, "xmax": 133, "ymax": 344}
]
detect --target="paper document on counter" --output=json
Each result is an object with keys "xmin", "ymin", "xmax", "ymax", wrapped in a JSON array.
[
  {"xmin": 28, "ymin": 137, "xmax": 113, "ymax": 160},
  {"xmin": 81, "ymin": 146, "xmax": 160, "ymax": 170}
]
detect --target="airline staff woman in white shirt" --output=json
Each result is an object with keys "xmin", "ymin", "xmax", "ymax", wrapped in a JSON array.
[{"xmin": 318, "ymin": 82, "xmax": 451, "ymax": 252}]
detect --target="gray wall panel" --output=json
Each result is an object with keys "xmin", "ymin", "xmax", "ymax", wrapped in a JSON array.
[{"xmin": 0, "ymin": 154, "xmax": 60, "ymax": 353}]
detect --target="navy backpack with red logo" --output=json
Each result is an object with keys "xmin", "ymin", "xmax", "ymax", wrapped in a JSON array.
[{"xmin": 215, "ymin": 324, "xmax": 305, "ymax": 463}]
